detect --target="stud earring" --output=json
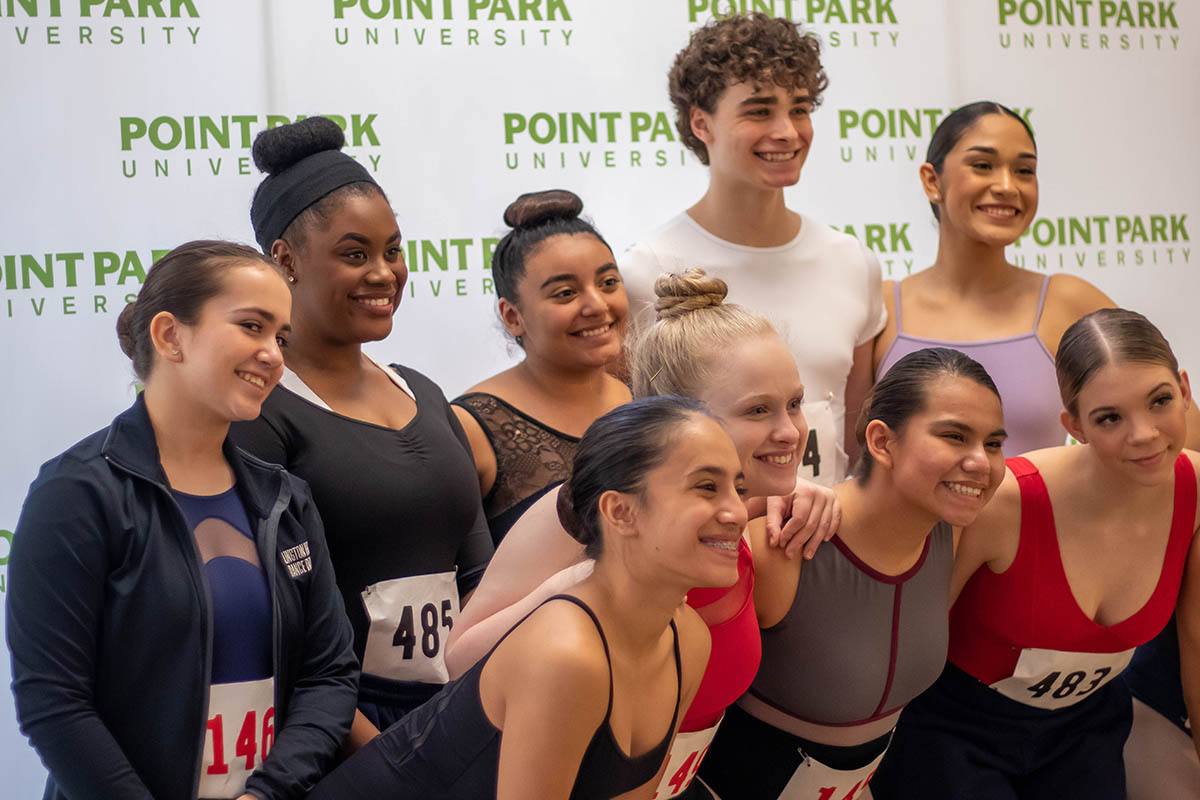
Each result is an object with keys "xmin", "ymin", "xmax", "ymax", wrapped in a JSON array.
[
  {"xmin": 932, "ymin": 193, "xmax": 941, "ymax": 202},
  {"xmin": 287, "ymin": 274, "xmax": 297, "ymax": 284}
]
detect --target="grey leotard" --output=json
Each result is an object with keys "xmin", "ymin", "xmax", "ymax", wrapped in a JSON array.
[{"xmin": 749, "ymin": 522, "xmax": 953, "ymax": 725}]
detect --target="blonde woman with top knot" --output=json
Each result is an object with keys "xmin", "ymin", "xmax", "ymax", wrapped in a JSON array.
[{"xmin": 452, "ymin": 270, "xmax": 828, "ymax": 798}]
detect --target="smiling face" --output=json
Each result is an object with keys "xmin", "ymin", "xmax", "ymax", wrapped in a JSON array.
[
  {"xmin": 628, "ymin": 414, "xmax": 748, "ymax": 589},
  {"xmin": 924, "ymin": 113, "xmax": 1038, "ymax": 248},
  {"xmin": 174, "ymin": 264, "xmax": 291, "ymax": 422},
  {"xmin": 698, "ymin": 334, "xmax": 806, "ymax": 498},
  {"xmin": 691, "ymin": 80, "xmax": 813, "ymax": 190},
  {"xmin": 501, "ymin": 233, "xmax": 627, "ymax": 371},
  {"xmin": 285, "ymin": 191, "xmax": 405, "ymax": 346},
  {"xmin": 882, "ymin": 375, "xmax": 1008, "ymax": 527},
  {"xmin": 1064, "ymin": 361, "xmax": 1191, "ymax": 486}
]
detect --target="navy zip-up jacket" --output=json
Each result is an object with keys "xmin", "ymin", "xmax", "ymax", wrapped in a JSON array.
[{"xmin": 7, "ymin": 396, "xmax": 359, "ymax": 799}]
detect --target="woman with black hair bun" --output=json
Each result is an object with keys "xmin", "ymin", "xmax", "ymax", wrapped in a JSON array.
[
  {"xmin": 452, "ymin": 189, "xmax": 631, "ymax": 546},
  {"xmin": 873, "ymin": 101, "xmax": 1121, "ymax": 454},
  {"xmin": 308, "ymin": 396, "xmax": 738, "ymax": 799},
  {"xmin": 230, "ymin": 116, "xmax": 494, "ymax": 749}
]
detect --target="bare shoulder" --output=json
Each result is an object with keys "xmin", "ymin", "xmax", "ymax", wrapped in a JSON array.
[
  {"xmin": 1186, "ymin": 449, "xmax": 1200, "ymax": 530},
  {"xmin": 1040, "ymin": 274, "xmax": 1117, "ymax": 355},
  {"xmin": 463, "ymin": 365, "xmax": 523, "ymax": 398},
  {"xmin": 496, "ymin": 599, "xmax": 613, "ymax": 696}
]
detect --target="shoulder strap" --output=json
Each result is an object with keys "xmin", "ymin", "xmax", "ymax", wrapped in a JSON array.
[
  {"xmin": 1171, "ymin": 453, "xmax": 1198, "ymax": 548},
  {"xmin": 1032, "ymin": 275, "xmax": 1052, "ymax": 329},
  {"xmin": 547, "ymin": 594, "xmax": 615, "ymax": 720},
  {"xmin": 667, "ymin": 618, "xmax": 682, "ymax": 729},
  {"xmin": 892, "ymin": 280, "xmax": 904, "ymax": 331}
]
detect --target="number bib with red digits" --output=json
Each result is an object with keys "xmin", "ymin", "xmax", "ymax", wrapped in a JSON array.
[
  {"xmin": 360, "ymin": 571, "xmax": 458, "ymax": 684},
  {"xmin": 798, "ymin": 399, "xmax": 837, "ymax": 488},
  {"xmin": 989, "ymin": 647, "xmax": 1134, "ymax": 710},
  {"xmin": 777, "ymin": 744, "xmax": 886, "ymax": 800},
  {"xmin": 652, "ymin": 716, "xmax": 722, "ymax": 799},
  {"xmin": 200, "ymin": 677, "xmax": 275, "ymax": 799}
]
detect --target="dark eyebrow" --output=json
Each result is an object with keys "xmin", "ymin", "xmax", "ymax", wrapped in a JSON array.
[
  {"xmin": 539, "ymin": 273, "xmax": 578, "ymax": 289},
  {"xmin": 690, "ymin": 465, "xmax": 742, "ymax": 481},
  {"xmin": 595, "ymin": 263, "xmax": 619, "ymax": 276},
  {"xmin": 335, "ymin": 231, "xmax": 401, "ymax": 246},
  {"xmin": 935, "ymin": 419, "xmax": 1008, "ymax": 440},
  {"xmin": 232, "ymin": 307, "xmax": 291, "ymax": 333},
  {"xmin": 966, "ymin": 145, "xmax": 1037, "ymax": 160},
  {"xmin": 1146, "ymin": 382, "xmax": 1172, "ymax": 397}
]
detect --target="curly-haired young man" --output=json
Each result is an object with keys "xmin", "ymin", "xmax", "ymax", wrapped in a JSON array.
[{"xmin": 622, "ymin": 13, "xmax": 886, "ymax": 488}]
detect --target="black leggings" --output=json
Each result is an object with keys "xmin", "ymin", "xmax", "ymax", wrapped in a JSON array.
[
  {"xmin": 698, "ymin": 704, "xmax": 891, "ymax": 798},
  {"xmin": 871, "ymin": 664, "xmax": 1133, "ymax": 800}
]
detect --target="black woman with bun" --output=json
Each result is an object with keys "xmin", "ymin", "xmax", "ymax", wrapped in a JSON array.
[
  {"xmin": 231, "ymin": 117, "xmax": 494, "ymax": 748},
  {"xmin": 7, "ymin": 241, "xmax": 357, "ymax": 800},
  {"xmin": 308, "ymin": 396, "xmax": 738, "ymax": 799},
  {"xmin": 452, "ymin": 189, "xmax": 631, "ymax": 546}
]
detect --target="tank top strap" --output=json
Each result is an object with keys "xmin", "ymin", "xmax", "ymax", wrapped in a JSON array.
[
  {"xmin": 1031, "ymin": 274, "xmax": 1052, "ymax": 329},
  {"xmin": 546, "ymin": 594, "xmax": 617, "ymax": 719},
  {"xmin": 1008, "ymin": 456, "xmax": 1053, "ymax": 567},
  {"xmin": 1169, "ymin": 454, "xmax": 1198, "ymax": 554},
  {"xmin": 666, "ymin": 617, "xmax": 683, "ymax": 729},
  {"xmin": 892, "ymin": 280, "xmax": 905, "ymax": 331}
]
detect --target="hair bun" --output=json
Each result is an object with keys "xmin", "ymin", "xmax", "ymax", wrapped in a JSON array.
[
  {"xmin": 554, "ymin": 479, "xmax": 586, "ymax": 544},
  {"xmin": 653, "ymin": 269, "xmax": 729, "ymax": 319},
  {"xmin": 116, "ymin": 302, "xmax": 139, "ymax": 360},
  {"xmin": 252, "ymin": 116, "xmax": 346, "ymax": 176},
  {"xmin": 503, "ymin": 189, "xmax": 583, "ymax": 229}
]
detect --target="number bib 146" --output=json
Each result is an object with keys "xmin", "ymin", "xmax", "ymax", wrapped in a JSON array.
[
  {"xmin": 778, "ymin": 742, "xmax": 886, "ymax": 800},
  {"xmin": 652, "ymin": 716, "xmax": 721, "ymax": 799},
  {"xmin": 200, "ymin": 677, "xmax": 275, "ymax": 799},
  {"xmin": 990, "ymin": 647, "xmax": 1135, "ymax": 710},
  {"xmin": 361, "ymin": 571, "xmax": 458, "ymax": 684},
  {"xmin": 798, "ymin": 399, "xmax": 838, "ymax": 488}
]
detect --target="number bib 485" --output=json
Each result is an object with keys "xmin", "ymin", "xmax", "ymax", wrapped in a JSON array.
[
  {"xmin": 360, "ymin": 571, "xmax": 458, "ymax": 684},
  {"xmin": 652, "ymin": 717, "xmax": 721, "ymax": 799},
  {"xmin": 798, "ymin": 399, "xmax": 838, "ymax": 488},
  {"xmin": 778, "ymin": 742, "xmax": 886, "ymax": 800},
  {"xmin": 990, "ymin": 647, "xmax": 1135, "ymax": 710},
  {"xmin": 200, "ymin": 677, "xmax": 275, "ymax": 799}
]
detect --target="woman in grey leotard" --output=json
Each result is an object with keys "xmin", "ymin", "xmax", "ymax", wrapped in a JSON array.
[{"xmin": 700, "ymin": 348, "xmax": 1009, "ymax": 799}]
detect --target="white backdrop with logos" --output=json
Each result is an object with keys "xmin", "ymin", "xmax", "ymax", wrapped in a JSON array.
[{"xmin": 2, "ymin": 0, "xmax": 1196, "ymax": 793}]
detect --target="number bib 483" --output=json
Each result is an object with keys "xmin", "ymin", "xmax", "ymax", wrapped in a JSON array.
[
  {"xmin": 778, "ymin": 743, "xmax": 886, "ymax": 800},
  {"xmin": 989, "ymin": 647, "xmax": 1135, "ymax": 710},
  {"xmin": 798, "ymin": 399, "xmax": 838, "ymax": 488},
  {"xmin": 200, "ymin": 677, "xmax": 275, "ymax": 799},
  {"xmin": 652, "ymin": 717, "xmax": 721, "ymax": 799},
  {"xmin": 360, "ymin": 571, "xmax": 458, "ymax": 684}
]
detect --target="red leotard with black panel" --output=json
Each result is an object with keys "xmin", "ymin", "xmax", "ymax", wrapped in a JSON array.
[{"xmin": 950, "ymin": 454, "xmax": 1197, "ymax": 685}]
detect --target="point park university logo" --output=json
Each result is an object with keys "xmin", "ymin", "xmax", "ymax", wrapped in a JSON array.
[
  {"xmin": 332, "ymin": 0, "xmax": 574, "ymax": 49},
  {"xmin": 996, "ymin": 0, "xmax": 1182, "ymax": 52},
  {"xmin": 502, "ymin": 110, "xmax": 691, "ymax": 171},
  {"xmin": 117, "ymin": 113, "xmax": 383, "ymax": 179},
  {"xmin": 835, "ymin": 106, "xmax": 1033, "ymax": 165},
  {"xmin": 687, "ymin": 0, "xmax": 901, "ymax": 50},
  {"xmin": 1, "ymin": 0, "xmax": 200, "ymax": 47}
]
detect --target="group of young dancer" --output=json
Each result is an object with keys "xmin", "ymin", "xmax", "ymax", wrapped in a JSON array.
[{"xmin": 7, "ymin": 12, "xmax": 1199, "ymax": 800}]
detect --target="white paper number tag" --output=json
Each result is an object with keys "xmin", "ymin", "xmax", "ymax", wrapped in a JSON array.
[
  {"xmin": 778, "ymin": 743, "xmax": 886, "ymax": 800},
  {"xmin": 990, "ymin": 647, "xmax": 1135, "ymax": 710},
  {"xmin": 652, "ymin": 716, "xmax": 722, "ymax": 799},
  {"xmin": 199, "ymin": 677, "xmax": 275, "ymax": 799},
  {"xmin": 360, "ymin": 571, "xmax": 458, "ymax": 684},
  {"xmin": 798, "ymin": 399, "xmax": 838, "ymax": 488}
]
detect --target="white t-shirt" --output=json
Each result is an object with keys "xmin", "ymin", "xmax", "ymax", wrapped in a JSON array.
[{"xmin": 622, "ymin": 212, "xmax": 886, "ymax": 484}]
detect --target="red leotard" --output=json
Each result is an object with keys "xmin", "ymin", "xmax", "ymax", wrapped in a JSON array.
[
  {"xmin": 950, "ymin": 454, "xmax": 1197, "ymax": 685},
  {"xmin": 681, "ymin": 537, "xmax": 761, "ymax": 731}
]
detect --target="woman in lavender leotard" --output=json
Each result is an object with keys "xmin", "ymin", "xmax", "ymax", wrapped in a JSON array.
[{"xmin": 872, "ymin": 101, "xmax": 1114, "ymax": 455}]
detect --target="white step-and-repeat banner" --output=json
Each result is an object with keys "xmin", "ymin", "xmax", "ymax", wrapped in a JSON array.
[{"xmin": 2, "ymin": 1, "xmax": 1195, "ymax": 792}]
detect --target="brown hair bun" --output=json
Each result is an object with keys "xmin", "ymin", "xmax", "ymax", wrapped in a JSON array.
[{"xmin": 503, "ymin": 189, "xmax": 584, "ymax": 229}]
